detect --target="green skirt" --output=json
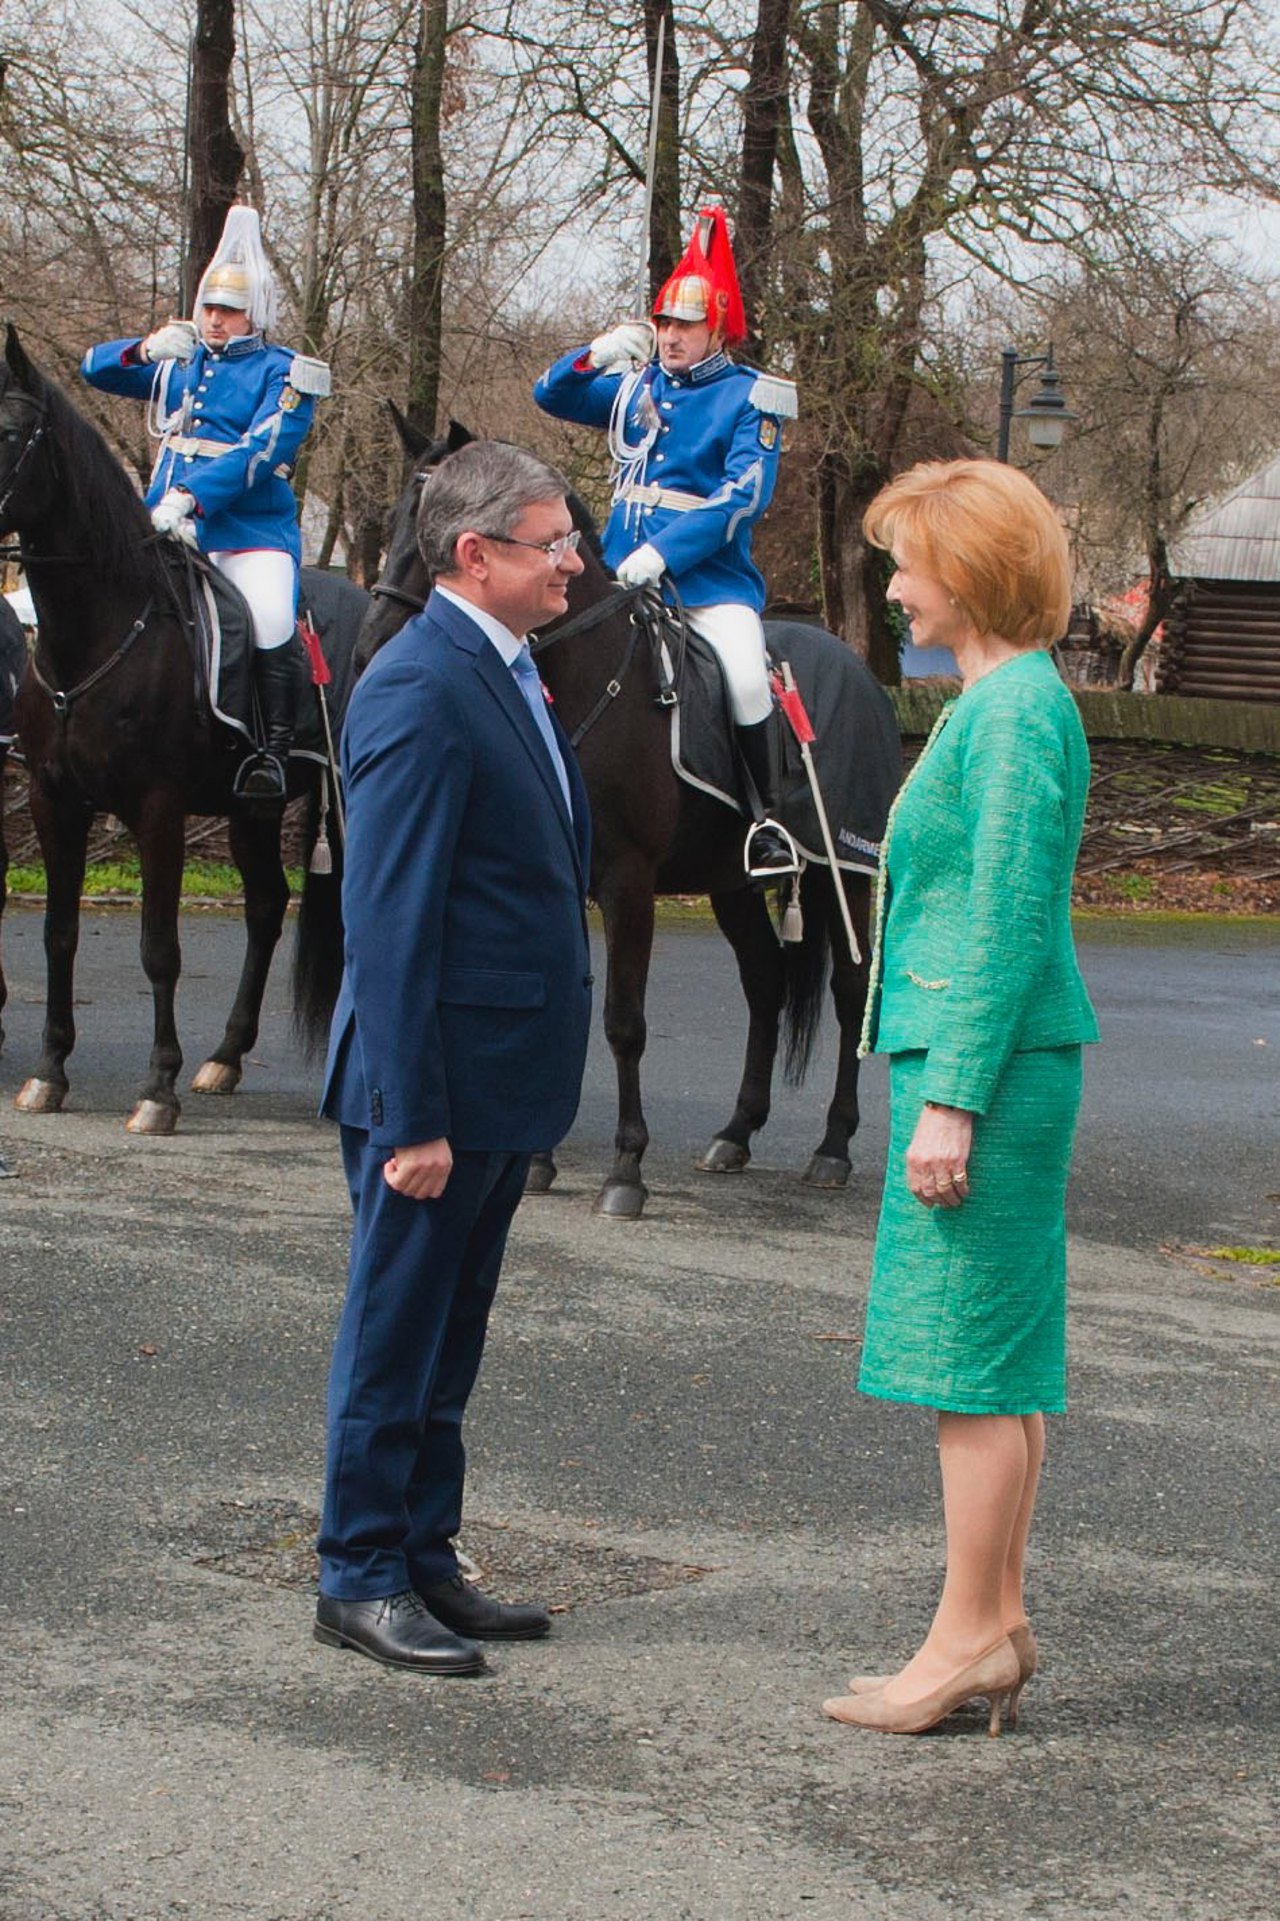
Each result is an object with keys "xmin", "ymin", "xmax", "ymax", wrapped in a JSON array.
[{"xmin": 858, "ymin": 1047, "xmax": 1083, "ymax": 1415}]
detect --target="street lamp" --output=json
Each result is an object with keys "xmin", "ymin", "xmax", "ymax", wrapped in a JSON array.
[{"xmin": 996, "ymin": 345, "xmax": 1076, "ymax": 463}]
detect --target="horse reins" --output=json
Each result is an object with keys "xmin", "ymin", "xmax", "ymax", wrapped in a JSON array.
[
  {"xmin": 28, "ymin": 598, "xmax": 157, "ymax": 728},
  {"xmin": 0, "ymin": 396, "xmax": 48, "ymax": 524}
]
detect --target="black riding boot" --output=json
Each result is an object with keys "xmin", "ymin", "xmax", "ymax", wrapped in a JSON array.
[
  {"xmin": 736, "ymin": 717, "xmax": 799, "ymax": 877},
  {"xmin": 236, "ymin": 644, "xmax": 297, "ymax": 804}
]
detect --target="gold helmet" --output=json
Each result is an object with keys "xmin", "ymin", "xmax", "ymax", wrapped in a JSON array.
[
  {"xmin": 199, "ymin": 261, "xmax": 253, "ymax": 312},
  {"xmin": 654, "ymin": 274, "xmax": 713, "ymax": 326}
]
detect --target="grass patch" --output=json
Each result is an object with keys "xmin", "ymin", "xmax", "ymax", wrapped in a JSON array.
[
  {"xmin": 1199, "ymin": 1246, "xmax": 1280, "ymax": 1267},
  {"xmin": 7, "ymin": 860, "xmax": 306, "ymax": 902}
]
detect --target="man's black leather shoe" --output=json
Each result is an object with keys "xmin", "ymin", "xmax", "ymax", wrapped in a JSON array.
[
  {"xmin": 416, "ymin": 1573, "xmax": 551, "ymax": 1641},
  {"xmin": 744, "ymin": 818, "xmax": 801, "ymax": 878},
  {"xmin": 314, "ymin": 1589, "xmax": 485, "ymax": 1673}
]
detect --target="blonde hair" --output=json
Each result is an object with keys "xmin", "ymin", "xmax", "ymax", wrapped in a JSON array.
[{"xmin": 863, "ymin": 458, "xmax": 1072, "ymax": 648}]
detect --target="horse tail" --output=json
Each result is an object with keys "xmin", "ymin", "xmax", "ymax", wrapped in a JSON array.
[
  {"xmin": 291, "ymin": 783, "xmax": 346, "ymax": 1060},
  {"xmin": 781, "ymin": 862, "xmax": 832, "ymax": 1087}
]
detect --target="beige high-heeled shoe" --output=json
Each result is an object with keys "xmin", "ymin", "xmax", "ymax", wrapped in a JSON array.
[
  {"xmin": 847, "ymin": 1622, "xmax": 1038, "ymax": 1727},
  {"xmin": 824, "ymin": 1635, "xmax": 1021, "ymax": 1736}
]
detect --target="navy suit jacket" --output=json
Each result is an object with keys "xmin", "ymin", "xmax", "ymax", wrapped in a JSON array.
[{"xmin": 320, "ymin": 589, "xmax": 593, "ymax": 1153}]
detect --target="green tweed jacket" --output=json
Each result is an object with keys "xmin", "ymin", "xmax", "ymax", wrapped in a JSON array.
[{"xmin": 860, "ymin": 648, "xmax": 1099, "ymax": 1114}]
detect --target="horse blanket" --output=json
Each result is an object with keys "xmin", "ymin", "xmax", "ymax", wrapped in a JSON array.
[
  {"xmin": 186, "ymin": 559, "xmax": 367, "ymax": 762},
  {"xmin": 669, "ymin": 616, "xmax": 902, "ymax": 875}
]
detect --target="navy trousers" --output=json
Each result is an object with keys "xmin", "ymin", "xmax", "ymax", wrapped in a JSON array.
[{"xmin": 318, "ymin": 1128, "xmax": 531, "ymax": 1600}]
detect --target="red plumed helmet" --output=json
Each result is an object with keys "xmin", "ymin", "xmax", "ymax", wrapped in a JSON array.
[{"xmin": 653, "ymin": 206, "xmax": 747, "ymax": 348}]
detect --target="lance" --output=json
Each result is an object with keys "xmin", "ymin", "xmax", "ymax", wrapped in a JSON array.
[
  {"xmin": 634, "ymin": 13, "xmax": 667, "ymax": 320},
  {"xmin": 772, "ymin": 660, "xmax": 863, "ymax": 965},
  {"xmin": 297, "ymin": 613, "xmax": 344, "ymax": 872}
]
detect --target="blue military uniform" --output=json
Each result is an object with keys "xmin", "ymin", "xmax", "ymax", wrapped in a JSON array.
[
  {"xmin": 533, "ymin": 347, "xmax": 797, "ymax": 611},
  {"xmin": 81, "ymin": 333, "xmax": 318, "ymax": 563}
]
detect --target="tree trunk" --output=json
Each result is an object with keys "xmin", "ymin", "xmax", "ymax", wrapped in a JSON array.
[
  {"xmin": 182, "ymin": 0, "xmax": 245, "ymax": 313},
  {"xmin": 817, "ymin": 445, "xmax": 899, "ymax": 683},
  {"xmin": 1117, "ymin": 540, "xmax": 1171, "ymax": 690},
  {"xmin": 737, "ymin": 0, "xmax": 791, "ymax": 356},
  {"xmin": 408, "ymin": 0, "xmax": 448, "ymax": 433}
]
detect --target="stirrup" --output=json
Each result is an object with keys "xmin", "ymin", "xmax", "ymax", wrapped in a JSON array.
[
  {"xmin": 744, "ymin": 817, "xmax": 801, "ymax": 880},
  {"xmin": 233, "ymin": 750, "xmax": 288, "ymax": 802}
]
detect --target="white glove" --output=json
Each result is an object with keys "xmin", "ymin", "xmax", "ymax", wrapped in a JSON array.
[
  {"xmin": 141, "ymin": 320, "xmax": 198, "ymax": 364},
  {"xmin": 616, "ymin": 543, "xmax": 666, "ymax": 588},
  {"xmin": 587, "ymin": 321, "xmax": 654, "ymax": 372},
  {"xmin": 151, "ymin": 489, "xmax": 198, "ymax": 545}
]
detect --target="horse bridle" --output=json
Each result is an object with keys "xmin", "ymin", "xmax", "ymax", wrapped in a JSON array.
[{"xmin": 0, "ymin": 390, "xmax": 48, "ymax": 525}]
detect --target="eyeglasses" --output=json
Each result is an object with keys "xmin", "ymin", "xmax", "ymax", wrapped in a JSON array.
[{"xmin": 480, "ymin": 528, "xmax": 582, "ymax": 564}]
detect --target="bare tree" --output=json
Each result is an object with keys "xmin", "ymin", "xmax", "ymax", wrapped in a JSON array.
[{"xmin": 1019, "ymin": 247, "xmax": 1280, "ymax": 686}]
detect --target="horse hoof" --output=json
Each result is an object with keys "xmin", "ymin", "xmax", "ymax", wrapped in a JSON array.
[
  {"xmin": 594, "ymin": 1181, "xmax": 648, "ymax": 1220},
  {"xmin": 126, "ymin": 1100, "xmax": 179, "ymax": 1136},
  {"xmin": 14, "ymin": 1078, "xmax": 65, "ymax": 1114},
  {"xmin": 803, "ymin": 1153, "xmax": 851, "ymax": 1189},
  {"xmin": 696, "ymin": 1137, "xmax": 750, "ymax": 1174},
  {"xmin": 191, "ymin": 1060, "xmax": 241, "ymax": 1096},
  {"xmin": 523, "ymin": 1158, "xmax": 558, "ymax": 1195}
]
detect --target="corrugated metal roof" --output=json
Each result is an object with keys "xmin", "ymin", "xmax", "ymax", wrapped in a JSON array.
[{"xmin": 1170, "ymin": 452, "xmax": 1280, "ymax": 582}]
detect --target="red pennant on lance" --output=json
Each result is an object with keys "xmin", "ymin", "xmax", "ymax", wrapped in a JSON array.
[
  {"xmin": 298, "ymin": 615, "xmax": 330, "ymax": 686},
  {"xmin": 770, "ymin": 671, "xmax": 815, "ymax": 746}
]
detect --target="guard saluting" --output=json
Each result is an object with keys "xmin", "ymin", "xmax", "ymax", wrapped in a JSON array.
[
  {"xmin": 533, "ymin": 205, "xmax": 799, "ymax": 875},
  {"xmin": 82, "ymin": 205, "xmax": 329, "ymax": 802}
]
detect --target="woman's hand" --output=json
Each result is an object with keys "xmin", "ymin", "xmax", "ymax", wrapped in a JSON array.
[{"xmin": 906, "ymin": 1102, "xmax": 973, "ymax": 1208}]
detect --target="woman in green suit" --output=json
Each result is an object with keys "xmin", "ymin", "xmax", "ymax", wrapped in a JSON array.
[{"xmin": 823, "ymin": 459, "xmax": 1098, "ymax": 1738}]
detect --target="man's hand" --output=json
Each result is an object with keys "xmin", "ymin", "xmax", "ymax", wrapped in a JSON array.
[
  {"xmin": 141, "ymin": 320, "xmax": 198, "ymax": 365},
  {"xmin": 616, "ymin": 543, "xmax": 665, "ymax": 589},
  {"xmin": 384, "ymin": 1137, "xmax": 453, "ymax": 1200},
  {"xmin": 587, "ymin": 321, "xmax": 654, "ymax": 372},
  {"xmin": 150, "ymin": 489, "xmax": 198, "ymax": 545}
]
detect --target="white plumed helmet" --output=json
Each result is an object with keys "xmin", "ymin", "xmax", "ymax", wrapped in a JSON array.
[{"xmin": 194, "ymin": 206, "xmax": 279, "ymax": 334}]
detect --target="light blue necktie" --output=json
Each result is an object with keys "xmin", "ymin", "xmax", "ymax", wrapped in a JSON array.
[{"xmin": 511, "ymin": 643, "xmax": 572, "ymax": 815}]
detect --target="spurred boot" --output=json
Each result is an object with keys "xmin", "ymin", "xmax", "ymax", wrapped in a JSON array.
[
  {"xmin": 236, "ymin": 643, "xmax": 298, "ymax": 803},
  {"xmin": 736, "ymin": 717, "xmax": 800, "ymax": 877}
]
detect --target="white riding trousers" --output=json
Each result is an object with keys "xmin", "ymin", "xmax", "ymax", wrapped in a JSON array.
[
  {"xmin": 686, "ymin": 603, "xmax": 772, "ymax": 726},
  {"xmin": 208, "ymin": 549, "xmax": 298, "ymax": 651}
]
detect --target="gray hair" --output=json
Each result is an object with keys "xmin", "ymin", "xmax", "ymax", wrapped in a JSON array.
[{"xmin": 416, "ymin": 440, "xmax": 572, "ymax": 581}]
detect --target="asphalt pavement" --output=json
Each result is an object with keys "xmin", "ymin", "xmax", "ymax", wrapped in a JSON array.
[{"xmin": 0, "ymin": 904, "xmax": 1276, "ymax": 1920}]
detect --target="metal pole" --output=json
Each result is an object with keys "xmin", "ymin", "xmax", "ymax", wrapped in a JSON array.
[
  {"xmin": 996, "ymin": 347, "xmax": 1017, "ymax": 463},
  {"xmin": 780, "ymin": 661, "xmax": 861, "ymax": 965},
  {"xmin": 634, "ymin": 14, "xmax": 667, "ymax": 315}
]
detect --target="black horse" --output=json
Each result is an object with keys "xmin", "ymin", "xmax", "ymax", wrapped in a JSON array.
[
  {"xmin": 0, "ymin": 324, "xmax": 365, "ymax": 1132},
  {"xmin": 342, "ymin": 417, "xmax": 901, "ymax": 1218}
]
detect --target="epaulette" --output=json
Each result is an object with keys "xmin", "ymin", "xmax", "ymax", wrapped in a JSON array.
[
  {"xmin": 287, "ymin": 353, "xmax": 332, "ymax": 398},
  {"xmin": 748, "ymin": 372, "xmax": 799, "ymax": 420}
]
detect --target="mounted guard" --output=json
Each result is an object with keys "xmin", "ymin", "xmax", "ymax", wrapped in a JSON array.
[
  {"xmin": 533, "ymin": 204, "xmax": 800, "ymax": 877},
  {"xmin": 81, "ymin": 205, "xmax": 330, "ymax": 803}
]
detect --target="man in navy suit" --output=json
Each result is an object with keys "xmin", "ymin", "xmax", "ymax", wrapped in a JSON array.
[{"xmin": 315, "ymin": 442, "xmax": 593, "ymax": 1675}]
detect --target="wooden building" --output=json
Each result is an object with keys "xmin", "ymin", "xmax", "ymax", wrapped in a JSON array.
[{"xmin": 1160, "ymin": 457, "xmax": 1280, "ymax": 703}]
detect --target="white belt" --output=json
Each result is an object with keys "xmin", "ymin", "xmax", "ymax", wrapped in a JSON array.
[
  {"xmin": 620, "ymin": 481, "xmax": 709, "ymax": 513},
  {"xmin": 163, "ymin": 434, "xmax": 292, "ymax": 479},
  {"xmin": 163, "ymin": 433, "xmax": 241, "ymax": 457}
]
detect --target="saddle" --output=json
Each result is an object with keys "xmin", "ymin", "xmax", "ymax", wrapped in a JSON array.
[
  {"xmin": 166, "ymin": 549, "xmax": 361, "ymax": 764},
  {"xmin": 653, "ymin": 605, "xmax": 902, "ymax": 876}
]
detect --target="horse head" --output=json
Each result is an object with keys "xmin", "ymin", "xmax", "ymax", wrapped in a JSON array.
[
  {"xmin": 0, "ymin": 324, "xmax": 53, "ymax": 535},
  {"xmin": 353, "ymin": 414, "xmax": 473, "ymax": 672},
  {"xmin": 355, "ymin": 414, "xmax": 607, "ymax": 675}
]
